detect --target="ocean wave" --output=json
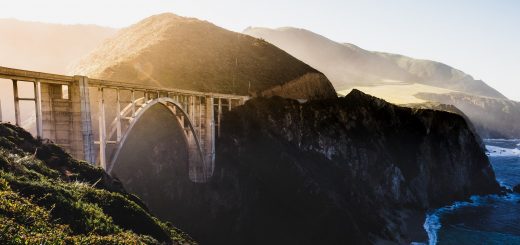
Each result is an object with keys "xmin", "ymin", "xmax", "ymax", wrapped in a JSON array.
[
  {"xmin": 423, "ymin": 194, "xmax": 520, "ymax": 245},
  {"xmin": 485, "ymin": 145, "xmax": 520, "ymax": 157}
]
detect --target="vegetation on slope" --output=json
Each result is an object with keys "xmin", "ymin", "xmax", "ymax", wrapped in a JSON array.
[
  {"xmin": 0, "ymin": 123, "xmax": 195, "ymax": 244},
  {"xmin": 72, "ymin": 13, "xmax": 336, "ymax": 99}
]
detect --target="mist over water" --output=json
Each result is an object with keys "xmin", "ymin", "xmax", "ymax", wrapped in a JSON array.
[{"xmin": 425, "ymin": 139, "xmax": 520, "ymax": 245}]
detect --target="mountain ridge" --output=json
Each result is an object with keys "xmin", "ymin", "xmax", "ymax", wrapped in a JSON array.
[
  {"xmin": 0, "ymin": 18, "xmax": 116, "ymax": 74},
  {"xmin": 243, "ymin": 26, "xmax": 520, "ymax": 137},
  {"xmin": 72, "ymin": 13, "xmax": 336, "ymax": 99},
  {"xmin": 243, "ymin": 26, "xmax": 506, "ymax": 99}
]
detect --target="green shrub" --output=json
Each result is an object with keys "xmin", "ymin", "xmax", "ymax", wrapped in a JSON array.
[{"xmin": 0, "ymin": 123, "xmax": 196, "ymax": 244}]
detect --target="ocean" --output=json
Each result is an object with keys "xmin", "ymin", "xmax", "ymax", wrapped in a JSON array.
[{"xmin": 424, "ymin": 139, "xmax": 520, "ymax": 245}]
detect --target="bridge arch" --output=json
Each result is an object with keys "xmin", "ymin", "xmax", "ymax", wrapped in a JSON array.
[{"xmin": 107, "ymin": 97, "xmax": 210, "ymax": 183}]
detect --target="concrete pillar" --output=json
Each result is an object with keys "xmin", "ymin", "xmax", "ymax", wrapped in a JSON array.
[
  {"xmin": 40, "ymin": 83, "xmax": 71, "ymax": 149},
  {"xmin": 204, "ymin": 96, "xmax": 215, "ymax": 176},
  {"xmin": 217, "ymin": 98, "xmax": 222, "ymax": 137},
  {"xmin": 67, "ymin": 76, "xmax": 95, "ymax": 163},
  {"xmin": 34, "ymin": 81, "xmax": 43, "ymax": 138},
  {"xmin": 40, "ymin": 83, "xmax": 56, "ymax": 141},
  {"xmin": 12, "ymin": 80, "xmax": 21, "ymax": 126},
  {"xmin": 198, "ymin": 96, "xmax": 202, "ymax": 137},
  {"xmin": 98, "ymin": 87, "xmax": 107, "ymax": 169},
  {"xmin": 131, "ymin": 90, "xmax": 136, "ymax": 117},
  {"xmin": 116, "ymin": 89, "xmax": 121, "ymax": 142},
  {"xmin": 189, "ymin": 95, "xmax": 195, "ymax": 124},
  {"xmin": 76, "ymin": 76, "xmax": 94, "ymax": 163}
]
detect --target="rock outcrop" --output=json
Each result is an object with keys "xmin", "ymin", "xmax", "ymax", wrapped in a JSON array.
[
  {"xmin": 415, "ymin": 92, "xmax": 520, "ymax": 138},
  {"xmin": 112, "ymin": 90, "xmax": 500, "ymax": 245},
  {"xmin": 514, "ymin": 184, "xmax": 520, "ymax": 194},
  {"xmin": 72, "ymin": 13, "xmax": 336, "ymax": 99}
]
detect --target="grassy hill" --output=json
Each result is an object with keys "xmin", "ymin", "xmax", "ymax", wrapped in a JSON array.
[
  {"xmin": 72, "ymin": 13, "xmax": 336, "ymax": 99},
  {"xmin": 0, "ymin": 123, "xmax": 195, "ymax": 244}
]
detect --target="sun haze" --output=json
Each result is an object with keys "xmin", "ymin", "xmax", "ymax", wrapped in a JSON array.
[{"xmin": 0, "ymin": 0, "xmax": 519, "ymax": 100}]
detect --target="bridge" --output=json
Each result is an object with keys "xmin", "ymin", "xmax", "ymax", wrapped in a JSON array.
[{"xmin": 0, "ymin": 66, "xmax": 248, "ymax": 182}]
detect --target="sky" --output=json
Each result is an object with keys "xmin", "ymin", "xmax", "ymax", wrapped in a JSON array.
[{"xmin": 1, "ymin": 0, "xmax": 519, "ymax": 100}]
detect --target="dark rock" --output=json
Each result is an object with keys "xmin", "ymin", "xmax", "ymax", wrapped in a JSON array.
[
  {"xmin": 513, "ymin": 184, "xmax": 520, "ymax": 194},
  {"xmin": 112, "ymin": 89, "xmax": 500, "ymax": 245}
]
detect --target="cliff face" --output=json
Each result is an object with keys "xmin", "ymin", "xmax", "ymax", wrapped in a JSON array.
[
  {"xmin": 0, "ymin": 123, "xmax": 195, "ymax": 244},
  {"xmin": 211, "ymin": 90, "xmax": 500, "ymax": 244},
  {"xmin": 72, "ymin": 13, "xmax": 336, "ymax": 99},
  {"xmin": 415, "ymin": 92, "xmax": 520, "ymax": 138},
  {"xmin": 243, "ymin": 26, "xmax": 520, "ymax": 138},
  {"xmin": 114, "ymin": 90, "xmax": 500, "ymax": 245}
]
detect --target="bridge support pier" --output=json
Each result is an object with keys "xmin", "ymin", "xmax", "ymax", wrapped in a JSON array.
[
  {"xmin": 204, "ymin": 96, "xmax": 215, "ymax": 175},
  {"xmin": 36, "ymin": 77, "xmax": 94, "ymax": 163},
  {"xmin": 74, "ymin": 76, "xmax": 95, "ymax": 163}
]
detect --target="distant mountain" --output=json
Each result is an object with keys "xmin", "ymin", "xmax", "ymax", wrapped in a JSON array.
[
  {"xmin": 72, "ymin": 13, "xmax": 336, "ymax": 99},
  {"xmin": 0, "ymin": 19, "xmax": 116, "ymax": 126},
  {"xmin": 414, "ymin": 93, "xmax": 520, "ymax": 138},
  {"xmin": 244, "ymin": 27, "xmax": 505, "ymax": 99},
  {"xmin": 0, "ymin": 18, "xmax": 116, "ymax": 73},
  {"xmin": 244, "ymin": 27, "xmax": 520, "ymax": 137}
]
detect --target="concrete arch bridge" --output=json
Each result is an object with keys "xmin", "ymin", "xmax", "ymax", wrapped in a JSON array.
[{"xmin": 0, "ymin": 66, "xmax": 248, "ymax": 183}]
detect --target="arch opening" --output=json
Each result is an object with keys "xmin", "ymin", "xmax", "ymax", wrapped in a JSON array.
[{"xmin": 108, "ymin": 97, "xmax": 208, "ymax": 183}]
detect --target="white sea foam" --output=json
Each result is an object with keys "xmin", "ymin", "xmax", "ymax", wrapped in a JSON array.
[
  {"xmin": 485, "ymin": 145, "xmax": 520, "ymax": 157},
  {"xmin": 423, "ymin": 194, "xmax": 520, "ymax": 245},
  {"xmin": 424, "ymin": 212, "xmax": 440, "ymax": 245}
]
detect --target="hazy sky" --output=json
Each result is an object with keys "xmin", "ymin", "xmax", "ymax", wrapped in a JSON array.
[{"xmin": 1, "ymin": 0, "xmax": 519, "ymax": 100}]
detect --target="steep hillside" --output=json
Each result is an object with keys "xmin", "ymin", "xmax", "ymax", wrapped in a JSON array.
[
  {"xmin": 243, "ymin": 27, "xmax": 520, "ymax": 138},
  {"xmin": 109, "ymin": 90, "xmax": 501, "ymax": 244},
  {"xmin": 0, "ymin": 123, "xmax": 195, "ymax": 244},
  {"xmin": 243, "ymin": 26, "xmax": 505, "ymax": 99},
  {"xmin": 72, "ymin": 13, "xmax": 336, "ymax": 99},
  {"xmin": 414, "ymin": 92, "xmax": 520, "ymax": 138},
  {"xmin": 0, "ymin": 18, "xmax": 116, "ymax": 74}
]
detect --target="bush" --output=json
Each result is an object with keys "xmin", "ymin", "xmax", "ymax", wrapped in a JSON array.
[{"xmin": 0, "ymin": 123, "xmax": 196, "ymax": 244}]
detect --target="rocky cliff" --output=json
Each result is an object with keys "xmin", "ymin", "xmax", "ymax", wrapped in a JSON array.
[
  {"xmin": 72, "ymin": 13, "xmax": 336, "ymax": 99},
  {"xmin": 415, "ymin": 92, "xmax": 520, "ymax": 138},
  {"xmin": 111, "ymin": 90, "xmax": 500, "ymax": 245}
]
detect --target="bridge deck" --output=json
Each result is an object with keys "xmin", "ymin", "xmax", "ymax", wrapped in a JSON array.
[
  {"xmin": 0, "ymin": 65, "xmax": 248, "ymax": 183},
  {"xmin": 0, "ymin": 66, "xmax": 249, "ymax": 99}
]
